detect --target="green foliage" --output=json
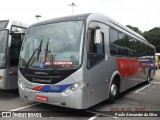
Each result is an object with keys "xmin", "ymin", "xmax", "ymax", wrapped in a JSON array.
[
  {"xmin": 126, "ymin": 25, "xmax": 143, "ymax": 35},
  {"xmin": 126, "ymin": 25, "xmax": 160, "ymax": 53},
  {"xmin": 143, "ymin": 27, "xmax": 160, "ymax": 53}
]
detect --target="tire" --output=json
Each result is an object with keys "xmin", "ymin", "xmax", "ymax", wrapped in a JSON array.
[{"xmin": 108, "ymin": 81, "xmax": 119, "ymax": 103}]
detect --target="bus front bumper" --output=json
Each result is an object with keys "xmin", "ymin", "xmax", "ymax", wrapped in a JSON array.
[{"xmin": 18, "ymin": 82, "xmax": 87, "ymax": 109}]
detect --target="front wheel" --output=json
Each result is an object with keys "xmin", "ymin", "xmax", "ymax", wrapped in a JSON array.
[{"xmin": 108, "ymin": 81, "xmax": 118, "ymax": 103}]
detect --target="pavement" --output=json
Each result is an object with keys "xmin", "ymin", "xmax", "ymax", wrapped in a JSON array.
[{"xmin": 0, "ymin": 70, "xmax": 160, "ymax": 120}]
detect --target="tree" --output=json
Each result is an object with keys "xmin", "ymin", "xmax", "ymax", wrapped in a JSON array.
[
  {"xmin": 143, "ymin": 27, "xmax": 160, "ymax": 53},
  {"xmin": 126, "ymin": 25, "xmax": 143, "ymax": 35}
]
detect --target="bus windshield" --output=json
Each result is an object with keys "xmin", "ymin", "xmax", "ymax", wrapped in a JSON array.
[
  {"xmin": 0, "ymin": 30, "xmax": 8, "ymax": 68},
  {"xmin": 19, "ymin": 21, "xmax": 84, "ymax": 70}
]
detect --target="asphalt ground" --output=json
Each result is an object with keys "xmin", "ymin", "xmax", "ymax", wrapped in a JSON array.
[{"xmin": 0, "ymin": 70, "xmax": 160, "ymax": 120}]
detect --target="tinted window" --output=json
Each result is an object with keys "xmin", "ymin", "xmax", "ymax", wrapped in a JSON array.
[
  {"xmin": 117, "ymin": 32, "xmax": 124, "ymax": 56},
  {"xmin": 128, "ymin": 37, "xmax": 137, "ymax": 57},
  {"xmin": 87, "ymin": 28, "xmax": 105, "ymax": 69},
  {"xmin": 110, "ymin": 28, "xmax": 124, "ymax": 56},
  {"xmin": 146, "ymin": 46, "xmax": 155, "ymax": 58},
  {"xmin": 110, "ymin": 29, "xmax": 118, "ymax": 55},
  {"xmin": 0, "ymin": 30, "xmax": 8, "ymax": 67},
  {"xmin": 89, "ymin": 29, "xmax": 104, "ymax": 54},
  {"xmin": 0, "ymin": 20, "xmax": 8, "ymax": 29},
  {"xmin": 10, "ymin": 33, "xmax": 23, "ymax": 66},
  {"xmin": 138, "ymin": 42, "xmax": 146, "ymax": 58},
  {"xmin": 124, "ymin": 35, "xmax": 137, "ymax": 57}
]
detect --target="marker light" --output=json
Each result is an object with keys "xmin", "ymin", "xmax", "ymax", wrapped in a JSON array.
[
  {"xmin": 62, "ymin": 82, "xmax": 84, "ymax": 96},
  {"xmin": 91, "ymin": 89, "xmax": 95, "ymax": 93},
  {"xmin": 0, "ymin": 76, "xmax": 3, "ymax": 81}
]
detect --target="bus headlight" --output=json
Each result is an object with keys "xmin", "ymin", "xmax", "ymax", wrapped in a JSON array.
[
  {"xmin": 71, "ymin": 83, "xmax": 79, "ymax": 91},
  {"xmin": 62, "ymin": 82, "xmax": 84, "ymax": 95}
]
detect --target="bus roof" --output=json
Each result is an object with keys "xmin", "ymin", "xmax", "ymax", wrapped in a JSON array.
[
  {"xmin": 30, "ymin": 13, "xmax": 90, "ymax": 26},
  {"xmin": 0, "ymin": 19, "xmax": 29, "ymax": 30},
  {"xmin": 29, "ymin": 13, "xmax": 154, "ymax": 48},
  {"xmin": 8, "ymin": 19, "xmax": 29, "ymax": 28}
]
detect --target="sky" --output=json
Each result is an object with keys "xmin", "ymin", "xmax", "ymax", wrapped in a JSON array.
[{"xmin": 0, "ymin": 0, "xmax": 160, "ymax": 32}]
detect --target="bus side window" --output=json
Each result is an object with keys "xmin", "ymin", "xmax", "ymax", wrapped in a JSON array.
[
  {"xmin": 109, "ymin": 28, "xmax": 118, "ymax": 55},
  {"xmin": 10, "ymin": 33, "xmax": 23, "ymax": 67},
  {"xmin": 109, "ymin": 28, "xmax": 124, "ymax": 56},
  {"xmin": 87, "ymin": 28, "xmax": 105, "ymax": 69},
  {"xmin": 118, "ymin": 32, "xmax": 124, "ymax": 56}
]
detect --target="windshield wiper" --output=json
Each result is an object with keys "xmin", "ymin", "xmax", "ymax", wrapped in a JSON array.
[
  {"xmin": 45, "ymin": 39, "xmax": 49, "ymax": 62},
  {"xmin": 44, "ymin": 39, "xmax": 54, "ymax": 66},
  {"xmin": 37, "ymin": 39, "xmax": 43, "ymax": 61},
  {"xmin": 25, "ymin": 39, "xmax": 43, "ymax": 69}
]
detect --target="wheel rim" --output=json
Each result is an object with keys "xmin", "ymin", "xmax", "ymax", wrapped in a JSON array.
[{"xmin": 111, "ymin": 84, "xmax": 117, "ymax": 96}]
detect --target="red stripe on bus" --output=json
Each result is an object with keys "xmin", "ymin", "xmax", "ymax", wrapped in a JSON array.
[
  {"xmin": 116, "ymin": 58, "xmax": 141, "ymax": 78},
  {"xmin": 32, "ymin": 86, "xmax": 43, "ymax": 91}
]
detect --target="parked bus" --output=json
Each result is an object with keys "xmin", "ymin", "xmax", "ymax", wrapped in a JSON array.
[
  {"xmin": 18, "ymin": 13, "xmax": 155, "ymax": 109},
  {"xmin": 0, "ymin": 20, "xmax": 28, "ymax": 89}
]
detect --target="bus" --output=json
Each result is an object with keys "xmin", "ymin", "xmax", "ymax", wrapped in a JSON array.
[
  {"xmin": 18, "ymin": 13, "xmax": 155, "ymax": 109},
  {"xmin": 0, "ymin": 20, "xmax": 28, "ymax": 90}
]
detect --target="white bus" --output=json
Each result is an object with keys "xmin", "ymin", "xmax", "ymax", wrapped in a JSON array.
[
  {"xmin": 0, "ymin": 20, "xmax": 28, "ymax": 89},
  {"xmin": 18, "ymin": 13, "xmax": 155, "ymax": 109}
]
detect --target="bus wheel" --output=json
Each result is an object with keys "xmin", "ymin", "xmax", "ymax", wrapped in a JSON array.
[{"xmin": 108, "ymin": 81, "xmax": 118, "ymax": 103}]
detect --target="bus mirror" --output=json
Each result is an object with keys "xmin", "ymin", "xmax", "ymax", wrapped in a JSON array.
[{"xmin": 94, "ymin": 29, "xmax": 101, "ymax": 44}]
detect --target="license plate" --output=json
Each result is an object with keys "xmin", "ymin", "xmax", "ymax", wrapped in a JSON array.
[{"xmin": 36, "ymin": 95, "xmax": 48, "ymax": 102}]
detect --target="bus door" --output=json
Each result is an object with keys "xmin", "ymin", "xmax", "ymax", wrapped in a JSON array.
[
  {"xmin": 87, "ymin": 22, "xmax": 109, "ymax": 106},
  {"xmin": 8, "ymin": 27, "xmax": 25, "ymax": 89}
]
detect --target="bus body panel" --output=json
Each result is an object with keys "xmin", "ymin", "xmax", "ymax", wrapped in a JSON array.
[
  {"xmin": 18, "ymin": 13, "xmax": 155, "ymax": 109},
  {"xmin": 7, "ymin": 67, "xmax": 18, "ymax": 89},
  {"xmin": 19, "ymin": 86, "xmax": 87, "ymax": 109},
  {"xmin": 18, "ymin": 67, "xmax": 89, "ymax": 109},
  {"xmin": 87, "ymin": 58, "xmax": 113, "ymax": 107},
  {"xmin": 85, "ymin": 20, "xmax": 118, "ymax": 106}
]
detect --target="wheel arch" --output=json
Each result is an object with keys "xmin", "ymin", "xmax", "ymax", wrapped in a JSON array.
[{"xmin": 109, "ymin": 71, "xmax": 121, "ymax": 94}]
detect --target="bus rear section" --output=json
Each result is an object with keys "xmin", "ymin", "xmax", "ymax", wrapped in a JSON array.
[{"xmin": 0, "ymin": 20, "xmax": 28, "ymax": 90}]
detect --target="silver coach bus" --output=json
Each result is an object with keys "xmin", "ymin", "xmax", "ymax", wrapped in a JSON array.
[
  {"xmin": 0, "ymin": 20, "xmax": 28, "ymax": 89},
  {"xmin": 18, "ymin": 13, "xmax": 155, "ymax": 109}
]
